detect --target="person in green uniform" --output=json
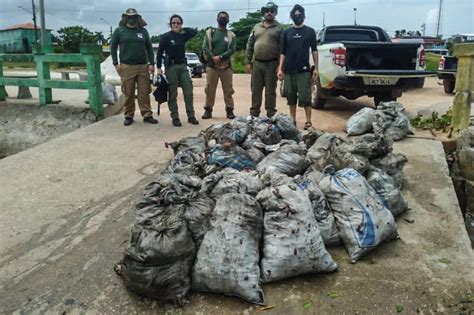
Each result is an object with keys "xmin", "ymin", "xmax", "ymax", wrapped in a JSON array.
[
  {"xmin": 245, "ymin": 2, "xmax": 283, "ymax": 118},
  {"xmin": 277, "ymin": 4, "xmax": 318, "ymax": 130},
  {"xmin": 156, "ymin": 15, "xmax": 198, "ymax": 127},
  {"xmin": 110, "ymin": 8, "xmax": 157, "ymax": 126},
  {"xmin": 201, "ymin": 11, "xmax": 237, "ymax": 120}
]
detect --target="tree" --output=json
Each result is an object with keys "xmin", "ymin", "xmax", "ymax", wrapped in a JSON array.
[
  {"xmin": 150, "ymin": 35, "xmax": 162, "ymax": 43},
  {"xmin": 230, "ymin": 11, "xmax": 263, "ymax": 51},
  {"xmin": 185, "ymin": 28, "xmax": 208, "ymax": 54},
  {"xmin": 57, "ymin": 26, "xmax": 104, "ymax": 53}
]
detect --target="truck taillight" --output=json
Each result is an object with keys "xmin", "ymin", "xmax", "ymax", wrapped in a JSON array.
[
  {"xmin": 438, "ymin": 56, "xmax": 445, "ymax": 70},
  {"xmin": 330, "ymin": 47, "xmax": 346, "ymax": 67},
  {"xmin": 418, "ymin": 47, "xmax": 426, "ymax": 68}
]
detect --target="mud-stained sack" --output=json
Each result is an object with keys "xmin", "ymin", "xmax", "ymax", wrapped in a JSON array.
[
  {"xmin": 346, "ymin": 107, "xmax": 376, "ymax": 136},
  {"xmin": 165, "ymin": 136, "xmax": 207, "ymax": 155},
  {"xmin": 182, "ymin": 195, "xmax": 216, "ymax": 249},
  {"xmin": 346, "ymin": 134, "xmax": 393, "ymax": 160},
  {"xmin": 319, "ymin": 167, "xmax": 398, "ymax": 262},
  {"xmin": 372, "ymin": 101, "xmax": 414, "ymax": 141},
  {"xmin": 192, "ymin": 193, "xmax": 265, "ymax": 305},
  {"xmin": 295, "ymin": 174, "xmax": 341, "ymax": 246},
  {"xmin": 257, "ymin": 143, "xmax": 308, "ymax": 177},
  {"xmin": 200, "ymin": 168, "xmax": 264, "ymax": 197},
  {"xmin": 207, "ymin": 143, "xmax": 256, "ymax": 171},
  {"xmin": 163, "ymin": 149, "xmax": 206, "ymax": 177},
  {"xmin": 370, "ymin": 153, "xmax": 408, "ymax": 189},
  {"xmin": 256, "ymin": 184, "xmax": 337, "ymax": 283},
  {"xmin": 271, "ymin": 113, "xmax": 302, "ymax": 142},
  {"xmin": 142, "ymin": 173, "xmax": 202, "ymax": 204},
  {"xmin": 366, "ymin": 167, "xmax": 408, "ymax": 217}
]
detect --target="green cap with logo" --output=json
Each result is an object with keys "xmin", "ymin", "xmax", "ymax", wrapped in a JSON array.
[{"xmin": 261, "ymin": 2, "xmax": 278, "ymax": 14}]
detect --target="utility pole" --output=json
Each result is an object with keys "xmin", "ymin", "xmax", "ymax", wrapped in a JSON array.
[
  {"xmin": 421, "ymin": 23, "xmax": 426, "ymax": 36},
  {"xmin": 353, "ymin": 8, "xmax": 357, "ymax": 26},
  {"xmin": 100, "ymin": 18, "xmax": 113, "ymax": 40},
  {"xmin": 323, "ymin": 12, "xmax": 325, "ymax": 27},
  {"xmin": 436, "ymin": 0, "xmax": 443, "ymax": 38},
  {"xmin": 18, "ymin": 2, "xmax": 38, "ymax": 47},
  {"xmin": 39, "ymin": 0, "xmax": 46, "ymax": 47}
]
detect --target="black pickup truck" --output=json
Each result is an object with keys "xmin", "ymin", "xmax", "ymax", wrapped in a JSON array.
[
  {"xmin": 310, "ymin": 25, "xmax": 436, "ymax": 107},
  {"xmin": 437, "ymin": 55, "xmax": 458, "ymax": 94}
]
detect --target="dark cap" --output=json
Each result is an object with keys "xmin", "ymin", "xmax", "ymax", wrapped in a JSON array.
[
  {"xmin": 261, "ymin": 2, "xmax": 278, "ymax": 14},
  {"xmin": 123, "ymin": 8, "xmax": 139, "ymax": 16}
]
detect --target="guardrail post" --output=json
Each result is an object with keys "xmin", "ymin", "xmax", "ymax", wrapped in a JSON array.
[
  {"xmin": 451, "ymin": 43, "xmax": 474, "ymax": 131},
  {"xmin": 34, "ymin": 46, "xmax": 53, "ymax": 105},
  {"xmin": 80, "ymin": 44, "xmax": 104, "ymax": 118}
]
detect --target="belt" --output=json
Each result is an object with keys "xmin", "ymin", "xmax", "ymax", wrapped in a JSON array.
[
  {"xmin": 169, "ymin": 59, "xmax": 186, "ymax": 65},
  {"xmin": 255, "ymin": 59, "xmax": 278, "ymax": 63}
]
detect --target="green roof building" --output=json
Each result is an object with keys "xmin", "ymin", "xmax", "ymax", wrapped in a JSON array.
[{"xmin": 0, "ymin": 23, "xmax": 52, "ymax": 53}]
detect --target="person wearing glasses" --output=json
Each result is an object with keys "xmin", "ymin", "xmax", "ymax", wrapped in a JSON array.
[
  {"xmin": 156, "ymin": 14, "xmax": 198, "ymax": 127},
  {"xmin": 110, "ymin": 8, "xmax": 158, "ymax": 126},
  {"xmin": 245, "ymin": 2, "xmax": 283, "ymax": 118},
  {"xmin": 277, "ymin": 4, "xmax": 318, "ymax": 130}
]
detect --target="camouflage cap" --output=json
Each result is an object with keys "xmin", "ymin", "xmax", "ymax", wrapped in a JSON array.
[
  {"xmin": 123, "ymin": 8, "xmax": 139, "ymax": 16},
  {"xmin": 261, "ymin": 2, "xmax": 278, "ymax": 14}
]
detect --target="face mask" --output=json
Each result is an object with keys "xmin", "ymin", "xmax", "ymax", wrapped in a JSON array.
[
  {"xmin": 127, "ymin": 16, "xmax": 138, "ymax": 26},
  {"xmin": 292, "ymin": 15, "xmax": 304, "ymax": 26},
  {"xmin": 217, "ymin": 17, "xmax": 229, "ymax": 27}
]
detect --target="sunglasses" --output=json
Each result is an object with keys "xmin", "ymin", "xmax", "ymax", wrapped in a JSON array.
[
  {"xmin": 171, "ymin": 21, "xmax": 182, "ymax": 25},
  {"xmin": 263, "ymin": 9, "xmax": 275, "ymax": 14}
]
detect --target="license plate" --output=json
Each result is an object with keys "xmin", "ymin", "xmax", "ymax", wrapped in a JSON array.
[{"xmin": 363, "ymin": 77, "xmax": 399, "ymax": 85}]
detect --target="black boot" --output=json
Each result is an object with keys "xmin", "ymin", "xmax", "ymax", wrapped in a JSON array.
[
  {"xmin": 188, "ymin": 117, "xmax": 199, "ymax": 125},
  {"xmin": 226, "ymin": 108, "xmax": 235, "ymax": 119},
  {"xmin": 202, "ymin": 109, "xmax": 213, "ymax": 119},
  {"xmin": 172, "ymin": 118, "xmax": 182, "ymax": 127},
  {"xmin": 124, "ymin": 117, "xmax": 134, "ymax": 126}
]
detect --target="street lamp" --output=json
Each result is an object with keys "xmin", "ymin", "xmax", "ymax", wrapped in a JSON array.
[
  {"xmin": 353, "ymin": 8, "xmax": 357, "ymax": 26},
  {"xmin": 100, "ymin": 17, "xmax": 113, "ymax": 40}
]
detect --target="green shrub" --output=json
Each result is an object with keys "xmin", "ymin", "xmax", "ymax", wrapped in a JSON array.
[{"xmin": 425, "ymin": 52, "xmax": 440, "ymax": 72}]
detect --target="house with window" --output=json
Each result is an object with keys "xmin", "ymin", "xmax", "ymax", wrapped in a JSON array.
[{"xmin": 0, "ymin": 23, "xmax": 52, "ymax": 53}]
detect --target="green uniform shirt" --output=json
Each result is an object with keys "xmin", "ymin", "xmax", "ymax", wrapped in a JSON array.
[
  {"xmin": 246, "ymin": 20, "xmax": 283, "ymax": 64},
  {"xmin": 202, "ymin": 28, "xmax": 236, "ymax": 69},
  {"xmin": 110, "ymin": 26, "xmax": 154, "ymax": 65}
]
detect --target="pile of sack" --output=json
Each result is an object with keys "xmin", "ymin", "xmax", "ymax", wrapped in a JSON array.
[
  {"xmin": 346, "ymin": 101, "xmax": 415, "ymax": 141},
  {"xmin": 115, "ymin": 114, "xmax": 409, "ymax": 305}
]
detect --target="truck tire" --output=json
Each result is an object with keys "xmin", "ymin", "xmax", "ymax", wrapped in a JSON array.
[
  {"xmin": 311, "ymin": 79, "xmax": 327, "ymax": 109},
  {"xmin": 414, "ymin": 78, "xmax": 425, "ymax": 89},
  {"xmin": 279, "ymin": 80, "xmax": 287, "ymax": 98},
  {"xmin": 374, "ymin": 93, "xmax": 397, "ymax": 107},
  {"xmin": 443, "ymin": 79, "xmax": 455, "ymax": 94}
]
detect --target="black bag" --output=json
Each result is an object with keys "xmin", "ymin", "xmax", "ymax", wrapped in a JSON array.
[{"xmin": 152, "ymin": 74, "xmax": 168, "ymax": 115}]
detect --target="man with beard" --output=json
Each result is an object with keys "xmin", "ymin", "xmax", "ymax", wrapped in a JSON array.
[
  {"xmin": 201, "ymin": 11, "xmax": 237, "ymax": 120},
  {"xmin": 110, "ymin": 8, "xmax": 157, "ymax": 126},
  {"xmin": 277, "ymin": 4, "xmax": 318, "ymax": 130},
  {"xmin": 245, "ymin": 2, "xmax": 283, "ymax": 118}
]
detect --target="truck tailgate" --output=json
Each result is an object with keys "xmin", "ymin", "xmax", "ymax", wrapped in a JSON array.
[{"xmin": 348, "ymin": 70, "xmax": 436, "ymax": 77}]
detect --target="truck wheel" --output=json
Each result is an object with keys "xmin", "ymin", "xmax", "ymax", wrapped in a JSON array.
[
  {"xmin": 311, "ymin": 79, "xmax": 327, "ymax": 109},
  {"xmin": 279, "ymin": 80, "xmax": 287, "ymax": 97},
  {"xmin": 443, "ymin": 79, "xmax": 455, "ymax": 94},
  {"xmin": 374, "ymin": 94, "xmax": 396, "ymax": 107}
]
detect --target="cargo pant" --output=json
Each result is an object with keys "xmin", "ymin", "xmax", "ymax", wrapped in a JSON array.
[
  {"xmin": 204, "ymin": 67, "xmax": 235, "ymax": 111},
  {"xmin": 166, "ymin": 63, "xmax": 195, "ymax": 120},
  {"xmin": 284, "ymin": 72, "xmax": 312, "ymax": 107},
  {"xmin": 250, "ymin": 60, "xmax": 278, "ymax": 117},
  {"xmin": 119, "ymin": 64, "xmax": 152, "ymax": 119}
]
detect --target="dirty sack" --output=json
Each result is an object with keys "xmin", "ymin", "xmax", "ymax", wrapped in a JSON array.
[
  {"xmin": 366, "ymin": 167, "xmax": 408, "ymax": 217},
  {"xmin": 192, "ymin": 193, "xmax": 265, "ymax": 305},
  {"xmin": 200, "ymin": 168, "xmax": 264, "ymax": 197},
  {"xmin": 295, "ymin": 174, "xmax": 341, "ymax": 246},
  {"xmin": 370, "ymin": 153, "xmax": 408, "ymax": 189},
  {"xmin": 346, "ymin": 134, "xmax": 393, "ymax": 160},
  {"xmin": 306, "ymin": 134, "xmax": 368, "ymax": 174},
  {"xmin": 207, "ymin": 143, "xmax": 256, "ymax": 171},
  {"xmin": 345, "ymin": 107, "xmax": 376, "ymax": 136},
  {"xmin": 372, "ymin": 101, "xmax": 414, "ymax": 141},
  {"xmin": 163, "ymin": 149, "xmax": 206, "ymax": 177},
  {"xmin": 165, "ymin": 136, "xmax": 207, "ymax": 155},
  {"xmin": 247, "ymin": 147, "xmax": 266, "ymax": 163},
  {"xmin": 200, "ymin": 123, "xmax": 249, "ymax": 145},
  {"xmin": 257, "ymin": 143, "xmax": 308, "ymax": 177},
  {"xmin": 119, "ymin": 203, "xmax": 195, "ymax": 301},
  {"xmin": 182, "ymin": 194, "xmax": 216, "ymax": 249},
  {"xmin": 319, "ymin": 167, "xmax": 398, "ymax": 262},
  {"xmin": 142, "ymin": 173, "xmax": 202, "ymax": 204},
  {"xmin": 271, "ymin": 113, "xmax": 302, "ymax": 142},
  {"xmin": 257, "ymin": 184, "xmax": 338, "ymax": 283}
]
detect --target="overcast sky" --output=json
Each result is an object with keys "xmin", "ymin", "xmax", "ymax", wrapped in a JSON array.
[{"xmin": 1, "ymin": 0, "xmax": 472, "ymax": 38}]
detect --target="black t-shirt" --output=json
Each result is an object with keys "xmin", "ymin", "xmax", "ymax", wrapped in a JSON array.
[
  {"xmin": 156, "ymin": 28, "xmax": 197, "ymax": 67},
  {"xmin": 281, "ymin": 25, "xmax": 317, "ymax": 74}
]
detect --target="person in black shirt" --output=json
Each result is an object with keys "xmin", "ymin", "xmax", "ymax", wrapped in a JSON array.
[
  {"xmin": 277, "ymin": 4, "xmax": 318, "ymax": 130},
  {"xmin": 156, "ymin": 15, "xmax": 198, "ymax": 127}
]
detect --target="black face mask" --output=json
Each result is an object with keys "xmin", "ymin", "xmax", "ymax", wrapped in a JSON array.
[
  {"xmin": 127, "ymin": 16, "xmax": 138, "ymax": 26},
  {"xmin": 292, "ymin": 15, "xmax": 304, "ymax": 26},
  {"xmin": 217, "ymin": 17, "xmax": 229, "ymax": 27}
]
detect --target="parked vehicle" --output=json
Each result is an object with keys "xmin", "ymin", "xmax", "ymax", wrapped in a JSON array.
[
  {"xmin": 186, "ymin": 52, "xmax": 203, "ymax": 78},
  {"xmin": 310, "ymin": 25, "xmax": 436, "ymax": 108},
  {"xmin": 438, "ymin": 55, "xmax": 458, "ymax": 94}
]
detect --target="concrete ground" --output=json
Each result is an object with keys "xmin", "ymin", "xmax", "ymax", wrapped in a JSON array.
[{"xmin": 0, "ymin": 75, "xmax": 473, "ymax": 314}]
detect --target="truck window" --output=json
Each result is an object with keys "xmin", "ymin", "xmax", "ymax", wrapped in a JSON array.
[{"xmin": 324, "ymin": 29, "xmax": 380, "ymax": 43}]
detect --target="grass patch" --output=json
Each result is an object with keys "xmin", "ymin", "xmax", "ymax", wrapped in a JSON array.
[
  {"xmin": 426, "ymin": 52, "xmax": 441, "ymax": 72},
  {"xmin": 232, "ymin": 50, "xmax": 247, "ymax": 74}
]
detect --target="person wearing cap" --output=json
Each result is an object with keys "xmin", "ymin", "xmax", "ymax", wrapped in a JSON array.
[
  {"xmin": 201, "ymin": 11, "xmax": 237, "ymax": 120},
  {"xmin": 110, "ymin": 8, "xmax": 157, "ymax": 126},
  {"xmin": 245, "ymin": 1, "xmax": 283, "ymax": 118},
  {"xmin": 277, "ymin": 4, "xmax": 318, "ymax": 130},
  {"xmin": 156, "ymin": 15, "xmax": 198, "ymax": 127}
]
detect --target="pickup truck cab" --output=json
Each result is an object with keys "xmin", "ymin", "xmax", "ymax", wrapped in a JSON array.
[
  {"xmin": 438, "ymin": 55, "xmax": 458, "ymax": 94},
  {"xmin": 313, "ymin": 25, "xmax": 435, "ymax": 108}
]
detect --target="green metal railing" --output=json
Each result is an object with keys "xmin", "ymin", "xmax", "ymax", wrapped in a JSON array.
[{"xmin": 0, "ymin": 44, "xmax": 104, "ymax": 118}]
